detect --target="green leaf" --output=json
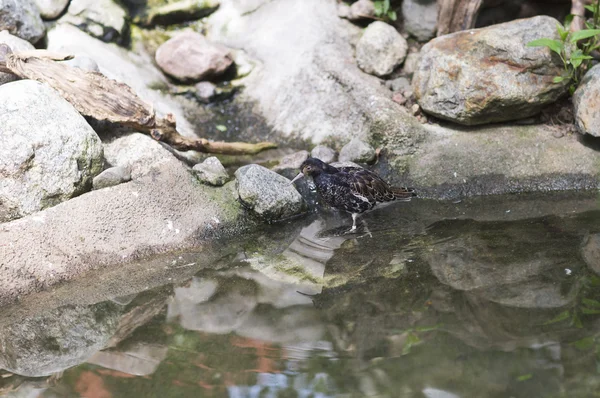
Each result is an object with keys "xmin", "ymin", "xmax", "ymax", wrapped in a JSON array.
[
  {"xmin": 582, "ymin": 307, "xmax": 600, "ymax": 315},
  {"xmin": 583, "ymin": 298, "xmax": 600, "ymax": 308},
  {"xmin": 553, "ymin": 76, "xmax": 565, "ymax": 83},
  {"xmin": 585, "ymin": 4, "xmax": 598, "ymax": 13},
  {"xmin": 544, "ymin": 310, "xmax": 571, "ymax": 325},
  {"xmin": 373, "ymin": 1, "xmax": 384, "ymax": 16},
  {"xmin": 557, "ymin": 23, "xmax": 569, "ymax": 41},
  {"xmin": 517, "ymin": 374, "xmax": 533, "ymax": 382},
  {"xmin": 387, "ymin": 10, "xmax": 397, "ymax": 21},
  {"xmin": 382, "ymin": 0, "xmax": 390, "ymax": 15},
  {"xmin": 571, "ymin": 336, "xmax": 596, "ymax": 350},
  {"xmin": 415, "ymin": 323, "xmax": 442, "ymax": 332},
  {"xmin": 570, "ymin": 29, "xmax": 600, "ymax": 42},
  {"xmin": 527, "ymin": 38, "xmax": 564, "ymax": 55},
  {"xmin": 215, "ymin": 124, "xmax": 227, "ymax": 132},
  {"xmin": 564, "ymin": 14, "xmax": 574, "ymax": 29},
  {"xmin": 402, "ymin": 332, "xmax": 421, "ymax": 355}
]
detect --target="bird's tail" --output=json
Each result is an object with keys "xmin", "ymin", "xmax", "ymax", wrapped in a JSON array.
[{"xmin": 392, "ymin": 187, "xmax": 416, "ymax": 201}]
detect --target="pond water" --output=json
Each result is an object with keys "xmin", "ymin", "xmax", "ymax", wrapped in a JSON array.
[{"xmin": 1, "ymin": 193, "xmax": 600, "ymax": 398}]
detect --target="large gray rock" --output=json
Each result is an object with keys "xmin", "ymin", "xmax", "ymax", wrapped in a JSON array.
[
  {"xmin": 0, "ymin": 0, "xmax": 45, "ymax": 43},
  {"xmin": 413, "ymin": 16, "xmax": 569, "ymax": 125},
  {"xmin": 573, "ymin": 64, "xmax": 600, "ymax": 137},
  {"xmin": 156, "ymin": 31, "xmax": 233, "ymax": 83},
  {"xmin": 0, "ymin": 81, "xmax": 104, "ymax": 222},
  {"xmin": 356, "ymin": 21, "xmax": 408, "ymax": 77},
  {"xmin": 401, "ymin": 0, "xmax": 438, "ymax": 41},
  {"xmin": 60, "ymin": 0, "xmax": 128, "ymax": 43},
  {"xmin": 0, "ymin": 31, "xmax": 35, "ymax": 86},
  {"xmin": 35, "ymin": 0, "xmax": 70, "ymax": 20},
  {"xmin": 235, "ymin": 164, "xmax": 305, "ymax": 221},
  {"xmin": 0, "ymin": 302, "xmax": 120, "ymax": 377},
  {"xmin": 205, "ymin": 0, "xmax": 425, "ymax": 146}
]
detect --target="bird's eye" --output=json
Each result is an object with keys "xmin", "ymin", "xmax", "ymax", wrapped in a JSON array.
[{"xmin": 305, "ymin": 166, "xmax": 312, "ymax": 171}]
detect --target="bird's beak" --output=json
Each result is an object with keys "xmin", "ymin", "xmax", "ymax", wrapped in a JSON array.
[{"xmin": 289, "ymin": 172, "xmax": 304, "ymax": 185}]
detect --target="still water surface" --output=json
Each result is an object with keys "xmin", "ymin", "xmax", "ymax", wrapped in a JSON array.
[{"xmin": 1, "ymin": 193, "xmax": 600, "ymax": 397}]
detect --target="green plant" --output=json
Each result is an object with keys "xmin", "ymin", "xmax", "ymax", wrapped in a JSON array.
[
  {"xmin": 374, "ymin": 0, "xmax": 397, "ymax": 21},
  {"xmin": 527, "ymin": 0, "xmax": 600, "ymax": 94}
]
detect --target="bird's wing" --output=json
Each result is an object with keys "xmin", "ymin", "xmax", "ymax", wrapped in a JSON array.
[{"xmin": 338, "ymin": 169, "xmax": 396, "ymax": 203}]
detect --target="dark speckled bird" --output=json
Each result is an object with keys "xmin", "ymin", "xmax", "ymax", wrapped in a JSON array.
[{"xmin": 290, "ymin": 157, "xmax": 416, "ymax": 231}]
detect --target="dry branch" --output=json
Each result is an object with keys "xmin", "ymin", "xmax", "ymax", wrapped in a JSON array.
[
  {"xmin": 0, "ymin": 44, "xmax": 276, "ymax": 155},
  {"xmin": 571, "ymin": 0, "xmax": 587, "ymax": 32},
  {"xmin": 437, "ymin": 0, "xmax": 483, "ymax": 36}
]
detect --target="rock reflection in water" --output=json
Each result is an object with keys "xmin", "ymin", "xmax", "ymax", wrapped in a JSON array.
[{"xmin": 0, "ymin": 204, "xmax": 599, "ymax": 397}]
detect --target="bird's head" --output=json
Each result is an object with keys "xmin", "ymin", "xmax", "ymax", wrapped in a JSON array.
[{"xmin": 289, "ymin": 157, "xmax": 338, "ymax": 184}]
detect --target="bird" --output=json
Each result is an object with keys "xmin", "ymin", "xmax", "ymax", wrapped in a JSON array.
[{"xmin": 289, "ymin": 157, "xmax": 415, "ymax": 232}]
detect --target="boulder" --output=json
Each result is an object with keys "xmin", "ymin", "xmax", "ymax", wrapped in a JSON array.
[
  {"xmin": 35, "ymin": 0, "xmax": 70, "ymax": 20},
  {"xmin": 356, "ymin": 21, "xmax": 408, "ymax": 77},
  {"xmin": 60, "ymin": 0, "xmax": 128, "ymax": 43},
  {"xmin": 235, "ymin": 164, "xmax": 305, "ymax": 221},
  {"xmin": 573, "ymin": 64, "xmax": 600, "ymax": 137},
  {"xmin": 0, "ymin": 81, "xmax": 103, "ymax": 222},
  {"xmin": 348, "ymin": 0, "xmax": 376, "ymax": 21},
  {"xmin": 137, "ymin": 0, "xmax": 221, "ymax": 26},
  {"xmin": 582, "ymin": 233, "xmax": 600, "ymax": 276},
  {"xmin": 339, "ymin": 138, "xmax": 376, "ymax": 163},
  {"xmin": 205, "ymin": 0, "xmax": 426, "ymax": 146},
  {"xmin": 401, "ymin": 0, "xmax": 438, "ymax": 41},
  {"xmin": 311, "ymin": 145, "xmax": 337, "ymax": 163},
  {"xmin": 93, "ymin": 166, "xmax": 132, "ymax": 190},
  {"xmin": 413, "ymin": 16, "xmax": 569, "ymax": 125},
  {"xmin": 0, "ymin": 0, "xmax": 45, "ymax": 43},
  {"xmin": 155, "ymin": 31, "xmax": 233, "ymax": 83},
  {"xmin": 192, "ymin": 156, "xmax": 230, "ymax": 186},
  {"xmin": 0, "ymin": 31, "xmax": 35, "ymax": 86}
]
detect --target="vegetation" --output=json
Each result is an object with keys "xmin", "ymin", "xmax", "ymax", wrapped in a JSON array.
[
  {"xmin": 374, "ymin": 0, "xmax": 397, "ymax": 21},
  {"xmin": 527, "ymin": 0, "xmax": 600, "ymax": 94}
]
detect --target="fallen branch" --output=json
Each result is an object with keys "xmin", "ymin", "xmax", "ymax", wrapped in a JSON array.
[
  {"xmin": 0, "ymin": 44, "xmax": 276, "ymax": 155},
  {"xmin": 437, "ymin": 0, "xmax": 483, "ymax": 36},
  {"xmin": 571, "ymin": 0, "xmax": 587, "ymax": 32}
]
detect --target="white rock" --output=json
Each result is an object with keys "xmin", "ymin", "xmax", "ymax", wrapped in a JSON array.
[
  {"xmin": 192, "ymin": 156, "xmax": 230, "ymax": 186},
  {"xmin": 356, "ymin": 21, "xmax": 407, "ymax": 77},
  {"xmin": 0, "ymin": 81, "xmax": 103, "ymax": 222},
  {"xmin": 35, "ymin": 0, "xmax": 70, "ymax": 20},
  {"xmin": 0, "ymin": 31, "xmax": 35, "ymax": 86}
]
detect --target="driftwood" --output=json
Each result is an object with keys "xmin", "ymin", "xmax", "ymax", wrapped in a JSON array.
[
  {"xmin": 437, "ymin": 0, "xmax": 483, "ymax": 36},
  {"xmin": 0, "ymin": 44, "xmax": 276, "ymax": 155}
]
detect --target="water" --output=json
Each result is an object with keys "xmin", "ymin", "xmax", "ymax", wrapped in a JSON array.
[{"xmin": 1, "ymin": 193, "xmax": 600, "ymax": 398}]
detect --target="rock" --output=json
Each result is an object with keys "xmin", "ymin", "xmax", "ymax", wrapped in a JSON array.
[
  {"xmin": 337, "ymin": 2, "xmax": 352, "ymax": 19},
  {"xmin": 413, "ymin": 16, "xmax": 569, "ymax": 125},
  {"xmin": 232, "ymin": 49, "xmax": 256, "ymax": 79},
  {"xmin": 192, "ymin": 156, "xmax": 230, "ymax": 186},
  {"xmin": 356, "ymin": 21, "xmax": 408, "ymax": 77},
  {"xmin": 402, "ymin": 52, "xmax": 420, "ymax": 75},
  {"xmin": 349, "ymin": 0, "xmax": 376, "ymax": 21},
  {"xmin": 339, "ymin": 138, "xmax": 376, "ymax": 163},
  {"xmin": 0, "ymin": 302, "xmax": 120, "ymax": 377},
  {"xmin": 573, "ymin": 64, "xmax": 600, "ymax": 137},
  {"xmin": 0, "ymin": 31, "xmax": 35, "ymax": 86},
  {"xmin": 401, "ymin": 0, "xmax": 438, "ymax": 41},
  {"xmin": 0, "ymin": 0, "xmax": 45, "ymax": 43},
  {"xmin": 47, "ymin": 24, "xmax": 196, "ymax": 138},
  {"xmin": 103, "ymin": 132, "xmax": 179, "ymax": 180},
  {"xmin": 205, "ymin": 0, "xmax": 426, "ymax": 145},
  {"xmin": 273, "ymin": 150, "xmax": 310, "ymax": 173},
  {"xmin": 235, "ymin": 164, "xmax": 305, "ymax": 221},
  {"xmin": 63, "ymin": 54, "xmax": 101, "ymax": 72},
  {"xmin": 60, "ymin": 0, "xmax": 128, "ymax": 44},
  {"xmin": 582, "ymin": 233, "xmax": 600, "ymax": 276},
  {"xmin": 35, "ymin": 0, "xmax": 70, "ymax": 20},
  {"xmin": 0, "ymin": 81, "xmax": 103, "ymax": 222},
  {"xmin": 385, "ymin": 76, "xmax": 411, "ymax": 93},
  {"xmin": 93, "ymin": 166, "xmax": 132, "ymax": 190},
  {"xmin": 138, "ymin": 0, "xmax": 220, "ymax": 27},
  {"xmin": 155, "ymin": 31, "xmax": 233, "ymax": 83},
  {"xmin": 392, "ymin": 92, "xmax": 407, "ymax": 105},
  {"xmin": 194, "ymin": 81, "xmax": 217, "ymax": 103},
  {"xmin": 311, "ymin": 145, "xmax": 337, "ymax": 163}
]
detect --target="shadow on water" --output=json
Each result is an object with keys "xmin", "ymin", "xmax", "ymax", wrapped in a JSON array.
[{"xmin": 1, "ymin": 193, "xmax": 600, "ymax": 397}]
